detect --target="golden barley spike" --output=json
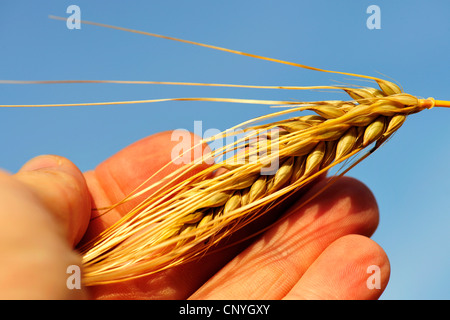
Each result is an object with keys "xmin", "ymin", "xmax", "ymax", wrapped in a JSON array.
[
  {"xmin": 0, "ymin": 17, "xmax": 449, "ymax": 286},
  {"xmin": 77, "ymin": 91, "xmax": 441, "ymax": 285}
]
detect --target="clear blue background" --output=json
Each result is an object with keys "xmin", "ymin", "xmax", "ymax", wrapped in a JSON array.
[{"xmin": 0, "ymin": 0, "xmax": 449, "ymax": 299}]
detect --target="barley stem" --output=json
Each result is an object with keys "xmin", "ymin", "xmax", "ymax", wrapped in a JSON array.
[{"xmin": 434, "ymin": 100, "xmax": 450, "ymax": 108}]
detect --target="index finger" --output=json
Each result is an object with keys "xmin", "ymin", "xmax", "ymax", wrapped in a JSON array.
[{"xmin": 81, "ymin": 131, "xmax": 210, "ymax": 242}]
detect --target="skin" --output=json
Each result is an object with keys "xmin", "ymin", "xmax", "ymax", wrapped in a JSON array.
[{"xmin": 0, "ymin": 131, "xmax": 389, "ymax": 299}]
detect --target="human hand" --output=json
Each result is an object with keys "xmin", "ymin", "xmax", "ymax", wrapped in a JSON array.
[{"xmin": 0, "ymin": 131, "xmax": 389, "ymax": 299}]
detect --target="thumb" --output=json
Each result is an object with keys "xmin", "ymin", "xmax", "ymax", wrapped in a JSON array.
[
  {"xmin": 15, "ymin": 155, "xmax": 91, "ymax": 246},
  {"xmin": 0, "ymin": 155, "xmax": 91, "ymax": 298}
]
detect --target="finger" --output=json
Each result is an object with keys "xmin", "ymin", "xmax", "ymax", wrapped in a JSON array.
[
  {"xmin": 15, "ymin": 155, "xmax": 91, "ymax": 246},
  {"xmin": 190, "ymin": 177, "xmax": 380, "ymax": 299},
  {"xmin": 283, "ymin": 234, "xmax": 390, "ymax": 300},
  {"xmin": 0, "ymin": 156, "xmax": 90, "ymax": 298},
  {"xmin": 81, "ymin": 130, "xmax": 211, "ymax": 242}
]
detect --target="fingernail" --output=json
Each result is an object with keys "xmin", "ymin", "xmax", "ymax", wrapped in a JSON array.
[{"xmin": 19, "ymin": 155, "xmax": 62, "ymax": 172}]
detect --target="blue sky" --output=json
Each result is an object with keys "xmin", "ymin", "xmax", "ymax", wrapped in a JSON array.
[{"xmin": 1, "ymin": 0, "xmax": 449, "ymax": 299}]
